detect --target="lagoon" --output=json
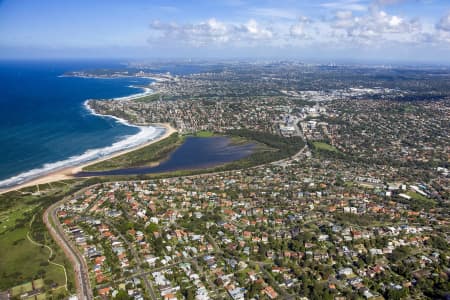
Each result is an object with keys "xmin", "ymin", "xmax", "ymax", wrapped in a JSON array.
[{"xmin": 77, "ymin": 136, "xmax": 255, "ymax": 177}]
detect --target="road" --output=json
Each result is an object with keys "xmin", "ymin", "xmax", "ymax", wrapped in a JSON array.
[
  {"xmin": 271, "ymin": 144, "xmax": 309, "ymax": 166},
  {"xmin": 249, "ymin": 261, "xmax": 296, "ymax": 300},
  {"xmin": 43, "ymin": 184, "xmax": 225, "ymax": 300},
  {"xmin": 40, "ymin": 139, "xmax": 309, "ymax": 299},
  {"xmin": 43, "ymin": 188, "xmax": 95, "ymax": 300},
  {"xmin": 96, "ymin": 248, "xmax": 221, "ymax": 290},
  {"xmin": 105, "ymin": 220, "xmax": 158, "ymax": 300}
]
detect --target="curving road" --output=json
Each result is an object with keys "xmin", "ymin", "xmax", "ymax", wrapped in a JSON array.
[
  {"xmin": 44, "ymin": 191, "xmax": 94, "ymax": 300},
  {"xmin": 39, "ymin": 142, "xmax": 308, "ymax": 299}
]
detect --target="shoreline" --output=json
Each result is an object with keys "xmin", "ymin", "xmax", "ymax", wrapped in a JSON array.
[
  {"xmin": 0, "ymin": 122, "xmax": 176, "ymax": 194},
  {"xmin": 0, "ymin": 82, "xmax": 176, "ymax": 194}
]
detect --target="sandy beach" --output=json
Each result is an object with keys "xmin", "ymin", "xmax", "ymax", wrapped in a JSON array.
[{"xmin": 0, "ymin": 123, "xmax": 176, "ymax": 194}]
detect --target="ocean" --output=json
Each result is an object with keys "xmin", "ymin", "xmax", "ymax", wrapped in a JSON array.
[{"xmin": 0, "ymin": 60, "xmax": 163, "ymax": 188}]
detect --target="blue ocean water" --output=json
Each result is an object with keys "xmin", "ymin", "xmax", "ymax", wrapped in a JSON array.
[{"xmin": 0, "ymin": 60, "xmax": 155, "ymax": 187}]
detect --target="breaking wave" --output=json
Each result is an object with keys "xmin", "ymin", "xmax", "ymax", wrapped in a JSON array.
[{"xmin": 0, "ymin": 90, "xmax": 164, "ymax": 189}]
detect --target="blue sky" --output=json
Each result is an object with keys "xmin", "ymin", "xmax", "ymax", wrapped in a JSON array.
[{"xmin": 1, "ymin": 0, "xmax": 450, "ymax": 62}]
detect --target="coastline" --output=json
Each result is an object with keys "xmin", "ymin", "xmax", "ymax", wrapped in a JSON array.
[
  {"xmin": 0, "ymin": 122, "xmax": 176, "ymax": 194},
  {"xmin": 0, "ymin": 82, "xmax": 176, "ymax": 194}
]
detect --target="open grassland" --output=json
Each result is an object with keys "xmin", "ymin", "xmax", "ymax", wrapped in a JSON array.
[
  {"xmin": 33, "ymin": 279, "xmax": 44, "ymax": 289},
  {"xmin": 194, "ymin": 130, "xmax": 215, "ymax": 137},
  {"xmin": 0, "ymin": 180, "xmax": 92, "ymax": 295},
  {"xmin": 134, "ymin": 93, "xmax": 161, "ymax": 103},
  {"xmin": 0, "ymin": 212, "xmax": 68, "ymax": 293},
  {"xmin": 9, "ymin": 277, "xmax": 67, "ymax": 299},
  {"xmin": 406, "ymin": 191, "xmax": 430, "ymax": 202},
  {"xmin": 10, "ymin": 282, "xmax": 33, "ymax": 297},
  {"xmin": 312, "ymin": 141, "xmax": 340, "ymax": 153},
  {"xmin": 405, "ymin": 191, "xmax": 437, "ymax": 210}
]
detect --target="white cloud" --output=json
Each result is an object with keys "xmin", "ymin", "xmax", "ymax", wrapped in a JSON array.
[
  {"xmin": 148, "ymin": 18, "xmax": 275, "ymax": 47},
  {"xmin": 147, "ymin": 5, "xmax": 448, "ymax": 51},
  {"xmin": 430, "ymin": 13, "xmax": 450, "ymax": 44},
  {"xmin": 243, "ymin": 19, "xmax": 274, "ymax": 39},
  {"xmin": 289, "ymin": 16, "xmax": 313, "ymax": 39},
  {"xmin": 320, "ymin": 0, "xmax": 368, "ymax": 12},
  {"xmin": 436, "ymin": 12, "xmax": 450, "ymax": 32},
  {"xmin": 328, "ymin": 6, "xmax": 423, "ymax": 44},
  {"xmin": 333, "ymin": 10, "xmax": 355, "ymax": 28}
]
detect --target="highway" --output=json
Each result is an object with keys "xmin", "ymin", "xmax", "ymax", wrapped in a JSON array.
[
  {"xmin": 39, "ymin": 141, "xmax": 309, "ymax": 300},
  {"xmin": 44, "ymin": 191, "xmax": 94, "ymax": 300}
]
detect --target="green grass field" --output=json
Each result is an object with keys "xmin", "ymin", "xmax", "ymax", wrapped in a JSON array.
[
  {"xmin": 10, "ymin": 282, "xmax": 33, "ymax": 296},
  {"xmin": 406, "ymin": 191, "xmax": 429, "ymax": 201},
  {"xmin": 0, "ymin": 202, "xmax": 36, "ymax": 235},
  {"xmin": 0, "ymin": 218, "xmax": 66, "ymax": 291},
  {"xmin": 400, "ymin": 191, "xmax": 436, "ymax": 210},
  {"xmin": 33, "ymin": 279, "xmax": 44, "ymax": 289},
  {"xmin": 36, "ymin": 294, "xmax": 47, "ymax": 300},
  {"xmin": 0, "ymin": 182, "xmax": 80, "ymax": 295},
  {"xmin": 312, "ymin": 141, "xmax": 340, "ymax": 153},
  {"xmin": 194, "ymin": 130, "xmax": 215, "ymax": 137},
  {"xmin": 134, "ymin": 93, "xmax": 161, "ymax": 103}
]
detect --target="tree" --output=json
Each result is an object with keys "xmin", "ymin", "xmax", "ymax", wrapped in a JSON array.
[
  {"xmin": 248, "ymin": 282, "xmax": 263, "ymax": 299},
  {"xmin": 429, "ymin": 235, "xmax": 448, "ymax": 251},
  {"xmin": 388, "ymin": 246, "xmax": 411, "ymax": 263},
  {"xmin": 184, "ymin": 288, "xmax": 195, "ymax": 300},
  {"xmin": 114, "ymin": 290, "xmax": 133, "ymax": 300},
  {"xmin": 386, "ymin": 288, "xmax": 408, "ymax": 300},
  {"xmin": 145, "ymin": 222, "xmax": 159, "ymax": 234}
]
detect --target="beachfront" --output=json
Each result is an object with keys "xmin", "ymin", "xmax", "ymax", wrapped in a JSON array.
[{"xmin": 0, "ymin": 122, "xmax": 176, "ymax": 194}]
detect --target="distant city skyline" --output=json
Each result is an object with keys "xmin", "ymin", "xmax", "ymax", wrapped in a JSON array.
[{"xmin": 1, "ymin": 0, "xmax": 450, "ymax": 63}]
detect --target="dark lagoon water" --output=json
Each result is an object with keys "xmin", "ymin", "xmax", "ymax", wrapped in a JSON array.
[
  {"xmin": 0, "ymin": 60, "xmax": 163, "ymax": 188},
  {"xmin": 77, "ymin": 136, "xmax": 255, "ymax": 177}
]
